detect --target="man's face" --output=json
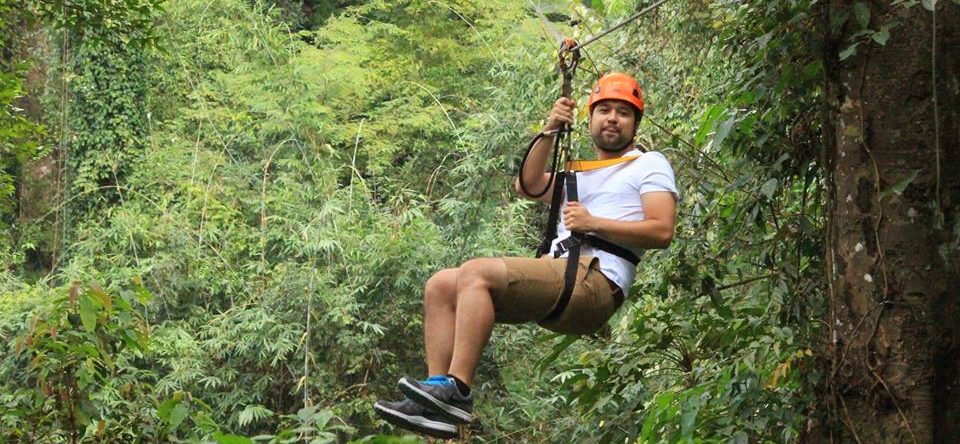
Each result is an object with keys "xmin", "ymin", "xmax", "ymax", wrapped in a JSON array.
[{"xmin": 589, "ymin": 99, "xmax": 637, "ymax": 152}]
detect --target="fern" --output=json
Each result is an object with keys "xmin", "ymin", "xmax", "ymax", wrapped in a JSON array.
[{"xmin": 237, "ymin": 404, "xmax": 273, "ymax": 428}]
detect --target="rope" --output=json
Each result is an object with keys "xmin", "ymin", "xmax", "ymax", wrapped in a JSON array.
[
  {"xmin": 517, "ymin": 129, "xmax": 567, "ymax": 198},
  {"xmin": 571, "ymin": 0, "xmax": 669, "ymax": 52}
]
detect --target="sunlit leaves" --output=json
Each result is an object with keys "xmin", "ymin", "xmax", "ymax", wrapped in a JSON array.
[
  {"xmin": 36, "ymin": 0, "xmax": 164, "ymax": 48},
  {"xmin": 3, "ymin": 283, "xmax": 153, "ymax": 439}
]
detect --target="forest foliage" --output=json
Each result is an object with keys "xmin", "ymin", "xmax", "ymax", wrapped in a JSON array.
[{"xmin": 1, "ymin": 0, "xmax": 929, "ymax": 441}]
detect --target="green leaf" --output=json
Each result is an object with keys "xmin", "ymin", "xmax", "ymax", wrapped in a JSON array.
[
  {"xmin": 733, "ymin": 431, "xmax": 749, "ymax": 444},
  {"xmin": 885, "ymin": 169, "xmax": 920, "ymax": 196},
  {"xmin": 760, "ymin": 178, "xmax": 778, "ymax": 199},
  {"xmin": 79, "ymin": 296, "xmax": 97, "ymax": 332},
  {"xmin": 853, "ymin": 2, "xmax": 870, "ymax": 28},
  {"xmin": 238, "ymin": 404, "xmax": 273, "ymax": 427},
  {"xmin": 640, "ymin": 406, "xmax": 657, "ymax": 441},
  {"xmin": 730, "ymin": 172, "xmax": 754, "ymax": 190},
  {"xmin": 88, "ymin": 283, "xmax": 111, "ymax": 310},
  {"xmin": 830, "ymin": 7, "xmax": 850, "ymax": 32},
  {"xmin": 310, "ymin": 433, "xmax": 336, "ymax": 444},
  {"xmin": 839, "ymin": 42, "xmax": 859, "ymax": 60},
  {"xmin": 123, "ymin": 329, "xmax": 145, "ymax": 350},
  {"xmin": 656, "ymin": 391, "xmax": 674, "ymax": 410},
  {"xmin": 713, "ymin": 116, "xmax": 735, "ymax": 149},
  {"xmin": 353, "ymin": 437, "xmax": 422, "ymax": 444},
  {"xmin": 536, "ymin": 334, "xmax": 579, "ymax": 373},
  {"xmin": 75, "ymin": 401, "xmax": 93, "ymax": 426},
  {"xmin": 872, "ymin": 29, "xmax": 890, "ymax": 45},
  {"xmin": 922, "ymin": 0, "xmax": 936, "ymax": 11},
  {"xmin": 315, "ymin": 409, "xmax": 334, "ymax": 430},
  {"xmin": 134, "ymin": 285, "xmax": 152, "ymax": 305},
  {"xmin": 617, "ymin": 0, "xmax": 640, "ymax": 15},
  {"xmin": 169, "ymin": 403, "xmax": 188, "ymax": 429},
  {"xmin": 694, "ymin": 105, "xmax": 724, "ymax": 147},
  {"xmin": 213, "ymin": 433, "xmax": 253, "ymax": 444},
  {"xmin": 680, "ymin": 406, "xmax": 699, "ymax": 437},
  {"xmin": 157, "ymin": 399, "xmax": 176, "ymax": 422}
]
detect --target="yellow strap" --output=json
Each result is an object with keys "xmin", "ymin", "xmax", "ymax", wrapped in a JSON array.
[{"xmin": 565, "ymin": 155, "xmax": 640, "ymax": 172}]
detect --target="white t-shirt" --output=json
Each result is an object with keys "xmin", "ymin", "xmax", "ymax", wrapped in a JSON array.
[{"xmin": 548, "ymin": 149, "xmax": 679, "ymax": 297}]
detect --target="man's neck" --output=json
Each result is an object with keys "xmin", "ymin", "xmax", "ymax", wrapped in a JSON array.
[{"xmin": 594, "ymin": 145, "xmax": 635, "ymax": 160}]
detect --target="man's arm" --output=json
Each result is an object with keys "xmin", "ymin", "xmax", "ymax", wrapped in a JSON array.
[
  {"xmin": 513, "ymin": 134, "xmax": 555, "ymax": 204},
  {"xmin": 561, "ymin": 192, "xmax": 677, "ymax": 249},
  {"xmin": 515, "ymin": 98, "xmax": 575, "ymax": 204}
]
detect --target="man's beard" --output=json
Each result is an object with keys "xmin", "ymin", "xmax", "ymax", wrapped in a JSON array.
[{"xmin": 592, "ymin": 127, "xmax": 634, "ymax": 152}]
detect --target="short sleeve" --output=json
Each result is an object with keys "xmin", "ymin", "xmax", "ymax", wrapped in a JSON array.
[{"xmin": 637, "ymin": 152, "xmax": 680, "ymax": 202}]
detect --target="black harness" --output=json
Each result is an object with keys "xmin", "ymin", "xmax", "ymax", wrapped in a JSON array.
[
  {"xmin": 518, "ymin": 138, "xmax": 641, "ymax": 324},
  {"xmin": 534, "ymin": 160, "xmax": 640, "ymax": 323}
]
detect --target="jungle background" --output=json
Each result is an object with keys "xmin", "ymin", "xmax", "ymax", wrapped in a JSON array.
[{"xmin": 1, "ymin": 0, "xmax": 957, "ymax": 442}]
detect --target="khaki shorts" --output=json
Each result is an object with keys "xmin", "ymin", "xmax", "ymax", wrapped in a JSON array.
[{"xmin": 491, "ymin": 255, "xmax": 624, "ymax": 335}]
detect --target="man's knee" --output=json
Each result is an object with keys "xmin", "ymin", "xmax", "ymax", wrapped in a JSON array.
[
  {"xmin": 424, "ymin": 268, "xmax": 458, "ymax": 307},
  {"xmin": 457, "ymin": 258, "xmax": 500, "ymax": 292}
]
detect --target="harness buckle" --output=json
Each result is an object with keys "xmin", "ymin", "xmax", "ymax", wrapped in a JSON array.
[{"xmin": 553, "ymin": 236, "xmax": 581, "ymax": 258}]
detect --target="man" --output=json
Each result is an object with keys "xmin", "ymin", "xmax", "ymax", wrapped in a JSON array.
[{"xmin": 373, "ymin": 73, "xmax": 679, "ymax": 439}]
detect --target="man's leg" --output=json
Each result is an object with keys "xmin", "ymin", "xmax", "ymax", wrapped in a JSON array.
[
  {"xmin": 423, "ymin": 268, "xmax": 458, "ymax": 376},
  {"xmin": 374, "ymin": 268, "xmax": 467, "ymax": 437},
  {"xmin": 396, "ymin": 258, "xmax": 506, "ymax": 425},
  {"xmin": 447, "ymin": 258, "xmax": 508, "ymax": 386}
]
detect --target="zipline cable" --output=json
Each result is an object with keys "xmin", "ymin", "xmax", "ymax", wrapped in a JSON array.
[{"xmin": 571, "ymin": 0, "xmax": 669, "ymax": 52}]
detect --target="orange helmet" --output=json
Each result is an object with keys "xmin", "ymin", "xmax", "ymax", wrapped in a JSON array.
[{"xmin": 588, "ymin": 72, "xmax": 644, "ymax": 116}]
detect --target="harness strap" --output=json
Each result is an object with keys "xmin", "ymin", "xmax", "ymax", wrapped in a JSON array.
[
  {"xmin": 537, "ymin": 171, "xmax": 567, "ymax": 256},
  {"xmin": 537, "ymin": 155, "xmax": 642, "ymax": 323},
  {"xmin": 542, "ymin": 169, "xmax": 581, "ymax": 323},
  {"xmin": 553, "ymin": 234, "xmax": 640, "ymax": 266},
  {"xmin": 565, "ymin": 155, "xmax": 640, "ymax": 172},
  {"xmin": 537, "ymin": 155, "xmax": 642, "ymax": 256},
  {"xmin": 542, "ymin": 234, "xmax": 638, "ymax": 323}
]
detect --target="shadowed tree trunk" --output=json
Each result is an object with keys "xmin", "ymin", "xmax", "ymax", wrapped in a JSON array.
[
  {"xmin": 820, "ymin": 1, "xmax": 960, "ymax": 442},
  {"xmin": 6, "ymin": 12, "xmax": 56, "ymax": 273}
]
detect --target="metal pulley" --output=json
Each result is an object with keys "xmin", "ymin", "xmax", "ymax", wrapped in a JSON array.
[{"xmin": 557, "ymin": 37, "xmax": 581, "ymax": 99}]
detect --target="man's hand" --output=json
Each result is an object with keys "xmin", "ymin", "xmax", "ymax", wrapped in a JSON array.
[
  {"xmin": 545, "ymin": 97, "xmax": 576, "ymax": 132},
  {"xmin": 562, "ymin": 202, "xmax": 596, "ymax": 232}
]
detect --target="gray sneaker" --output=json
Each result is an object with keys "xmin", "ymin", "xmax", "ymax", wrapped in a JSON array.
[
  {"xmin": 374, "ymin": 397, "xmax": 459, "ymax": 439},
  {"xmin": 399, "ymin": 375, "xmax": 473, "ymax": 424}
]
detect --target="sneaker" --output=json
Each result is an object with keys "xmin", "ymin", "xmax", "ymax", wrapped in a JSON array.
[
  {"xmin": 374, "ymin": 397, "xmax": 459, "ymax": 439},
  {"xmin": 399, "ymin": 375, "xmax": 473, "ymax": 424}
]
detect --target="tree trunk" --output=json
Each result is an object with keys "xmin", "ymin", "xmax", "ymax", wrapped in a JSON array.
[
  {"xmin": 9, "ymin": 15, "xmax": 57, "ymax": 273},
  {"xmin": 820, "ymin": 1, "xmax": 960, "ymax": 443}
]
